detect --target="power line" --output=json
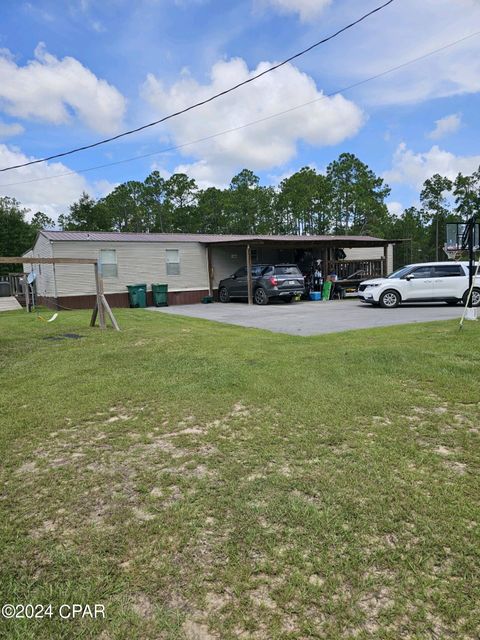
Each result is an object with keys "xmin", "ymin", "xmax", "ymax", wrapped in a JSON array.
[
  {"xmin": 0, "ymin": 29, "xmax": 477, "ymax": 190},
  {"xmin": 0, "ymin": 0, "xmax": 396, "ymax": 173}
]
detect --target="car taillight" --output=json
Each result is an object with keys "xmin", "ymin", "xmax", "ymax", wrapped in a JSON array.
[{"xmin": 269, "ymin": 276, "xmax": 278, "ymax": 286}]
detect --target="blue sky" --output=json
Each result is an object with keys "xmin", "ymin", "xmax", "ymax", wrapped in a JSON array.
[{"xmin": 0, "ymin": 0, "xmax": 479, "ymax": 221}]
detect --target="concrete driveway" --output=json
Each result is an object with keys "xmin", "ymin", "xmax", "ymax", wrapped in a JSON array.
[{"xmin": 149, "ymin": 299, "xmax": 464, "ymax": 336}]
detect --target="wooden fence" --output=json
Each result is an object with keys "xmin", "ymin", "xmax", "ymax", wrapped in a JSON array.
[{"xmin": 324, "ymin": 259, "xmax": 385, "ymax": 281}]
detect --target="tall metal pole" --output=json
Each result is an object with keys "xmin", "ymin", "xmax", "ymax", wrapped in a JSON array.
[{"xmin": 468, "ymin": 217, "xmax": 474, "ymax": 308}]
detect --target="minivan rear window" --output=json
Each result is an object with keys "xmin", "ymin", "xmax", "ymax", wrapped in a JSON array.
[{"xmin": 432, "ymin": 265, "xmax": 464, "ymax": 277}]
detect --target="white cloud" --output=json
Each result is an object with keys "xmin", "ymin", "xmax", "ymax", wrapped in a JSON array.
[
  {"xmin": 428, "ymin": 113, "xmax": 462, "ymax": 140},
  {"xmin": 23, "ymin": 2, "xmax": 55, "ymax": 23},
  {"xmin": 386, "ymin": 201, "xmax": 404, "ymax": 218},
  {"xmin": 321, "ymin": 0, "xmax": 480, "ymax": 106},
  {"xmin": 384, "ymin": 143, "xmax": 480, "ymax": 190},
  {"xmin": 259, "ymin": 0, "xmax": 332, "ymax": 22},
  {"xmin": 0, "ymin": 44, "xmax": 126, "ymax": 134},
  {"xmin": 142, "ymin": 57, "xmax": 364, "ymax": 186},
  {"xmin": 0, "ymin": 144, "xmax": 113, "ymax": 221},
  {"xmin": 91, "ymin": 20, "xmax": 106, "ymax": 33},
  {"xmin": 0, "ymin": 120, "xmax": 24, "ymax": 139}
]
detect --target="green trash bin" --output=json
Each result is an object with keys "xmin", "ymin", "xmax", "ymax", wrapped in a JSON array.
[
  {"xmin": 127, "ymin": 284, "xmax": 147, "ymax": 308},
  {"xmin": 151, "ymin": 283, "xmax": 168, "ymax": 307}
]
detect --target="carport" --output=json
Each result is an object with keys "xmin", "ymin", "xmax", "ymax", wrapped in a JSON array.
[{"xmin": 203, "ymin": 235, "xmax": 397, "ymax": 304}]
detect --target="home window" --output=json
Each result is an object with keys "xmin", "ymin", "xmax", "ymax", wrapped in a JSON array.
[
  {"xmin": 100, "ymin": 249, "xmax": 117, "ymax": 277},
  {"xmin": 166, "ymin": 249, "xmax": 180, "ymax": 275}
]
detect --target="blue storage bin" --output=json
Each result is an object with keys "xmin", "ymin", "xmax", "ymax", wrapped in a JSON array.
[{"xmin": 309, "ymin": 292, "xmax": 322, "ymax": 301}]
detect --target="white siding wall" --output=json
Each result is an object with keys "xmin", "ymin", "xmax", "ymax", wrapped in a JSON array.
[
  {"xmin": 22, "ymin": 250, "xmax": 33, "ymax": 272},
  {"xmin": 210, "ymin": 246, "xmax": 246, "ymax": 287},
  {"xmin": 26, "ymin": 234, "xmax": 55, "ymax": 297},
  {"xmin": 344, "ymin": 245, "xmax": 393, "ymax": 274},
  {"xmin": 51, "ymin": 241, "xmax": 209, "ymax": 296}
]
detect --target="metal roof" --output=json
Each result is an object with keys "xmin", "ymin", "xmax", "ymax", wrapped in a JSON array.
[{"xmin": 40, "ymin": 230, "xmax": 393, "ymax": 246}]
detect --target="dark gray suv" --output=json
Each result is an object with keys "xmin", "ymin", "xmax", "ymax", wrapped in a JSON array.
[{"xmin": 218, "ymin": 264, "xmax": 305, "ymax": 305}]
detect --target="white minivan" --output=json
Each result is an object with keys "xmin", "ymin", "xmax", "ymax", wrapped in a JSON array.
[{"xmin": 358, "ymin": 262, "xmax": 480, "ymax": 308}]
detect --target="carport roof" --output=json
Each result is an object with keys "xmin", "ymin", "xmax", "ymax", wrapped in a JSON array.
[
  {"xmin": 39, "ymin": 231, "xmax": 397, "ymax": 247},
  {"xmin": 202, "ymin": 234, "xmax": 395, "ymax": 248}
]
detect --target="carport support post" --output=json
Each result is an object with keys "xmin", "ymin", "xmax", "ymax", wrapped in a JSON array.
[
  {"xmin": 206, "ymin": 245, "xmax": 213, "ymax": 297},
  {"xmin": 246, "ymin": 244, "xmax": 253, "ymax": 305},
  {"xmin": 383, "ymin": 244, "xmax": 388, "ymax": 276}
]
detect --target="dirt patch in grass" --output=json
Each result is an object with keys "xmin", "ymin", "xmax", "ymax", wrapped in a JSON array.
[
  {"xmin": 434, "ymin": 445, "xmax": 456, "ymax": 456},
  {"xmin": 182, "ymin": 619, "xmax": 218, "ymax": 640},
  {"xmin": 445, "ymin": 460, "xmax": 467, "ymax": 475},
  {"xmin": 131, "ymin": 593, "xmax": 155, "ymax": 619},
  {"xmin": 13, "ymin": 401, "xmax": 255, "ymax": 538},
  {"xmin": 16, "ymin": 461, "xmax": 38, "ymax": 474}
]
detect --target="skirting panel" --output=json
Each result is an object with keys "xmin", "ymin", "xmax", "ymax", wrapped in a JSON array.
[{"xmin": 37, "ymin": 289, "xmax": 213, "ymax": 310}]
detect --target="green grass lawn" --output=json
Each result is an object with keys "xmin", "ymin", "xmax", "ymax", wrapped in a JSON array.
[{"xmin": 0, "ymin": 308, "xmax": 479, "ymax": 639}]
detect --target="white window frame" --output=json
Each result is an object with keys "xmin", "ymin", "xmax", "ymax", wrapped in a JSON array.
[
  {"xmin": 99, "ymin": 249, "xmax": 118, "ymax": 278},
  {"xmin": 166, "ymin": 249, "xmax": 180, "ymax": 276}
]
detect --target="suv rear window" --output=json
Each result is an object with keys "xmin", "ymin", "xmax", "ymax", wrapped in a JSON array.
[{"xmin": 273, "ymin": 265, "xmax": 302, "ymax": 275}]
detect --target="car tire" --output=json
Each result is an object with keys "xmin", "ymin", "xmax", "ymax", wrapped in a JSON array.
[
  {"xmin": 445, "ymin": 300, "xmax": 459, "ymax": 306},
  {"xmin": 462, "ymin": 288, "xmax": 480, "ymax": 307},
  {"xmin": 379, "ymin": 290, "xmax": 400, "ymax": 309},
  {"xmin": 219, "ymin": 287, "xmax": 230, "ymax": 303},
  {"xmin": 254, "ymin": 287, "xmax": 269, "ymax": 305}
]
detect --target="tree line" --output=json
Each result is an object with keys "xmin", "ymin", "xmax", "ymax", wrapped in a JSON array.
[
  {"xmin": 0, "ymin": 202, "xmax": 55, "ymax": 275},
  {"xmin": 1, "ymin": 152, "xmax": 479, "ymax": 275},
  {"xmin": 57, "ymin": 154, "xmax": 392, "ymax": 237}
]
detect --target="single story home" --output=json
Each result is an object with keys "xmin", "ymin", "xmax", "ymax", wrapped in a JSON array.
[{"xmin": 23, "ymin": 231, "xmax": 396, "ymax": 308}]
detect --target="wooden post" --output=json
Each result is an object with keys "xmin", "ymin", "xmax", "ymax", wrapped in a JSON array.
[
  {"xmin": 321, "ymin": 248, "xmax": 327, "ymax": 279},
  {"xmin": 101, "ymin": 295, "xmax": 121, "ymax": 331},
  {"xmin": 324, "ymin": 248, "xmax": 331, "ymax": 279},
  {"xmin": 93, "ymin": 262, "xmax": 106, "ymax": 329},
  {"xmin": 206, "ymin": 246, "xmax": 214, "ymax": 297},
  {"xmin": 383, "ymin": 244, "xmax": 389, "ymax": 276},
  {"xmin": 246, "ymin": 244, "xmax": 253, "ymax": 305},
  {"xmin": 90, "ymin": 304, "xmax": 98, "ymax": 327},
  {"xmin": 23, "ymin": 275, "xmax": 30, "ymax": 312}
]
